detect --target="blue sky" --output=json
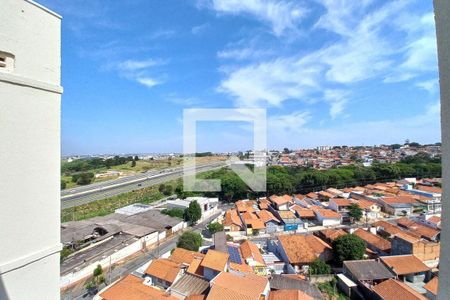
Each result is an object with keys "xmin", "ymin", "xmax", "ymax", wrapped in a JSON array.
[{"xmin": 40, "ymin": 0, "xmax": 440, "ymax": 155}]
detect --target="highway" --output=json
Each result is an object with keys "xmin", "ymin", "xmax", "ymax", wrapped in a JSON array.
[{"xmin": 61, "ymin": 162, "xmax": 225, "ymax": 209}]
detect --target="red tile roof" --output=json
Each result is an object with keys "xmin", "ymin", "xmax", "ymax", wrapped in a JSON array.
[
  {"xmin": 240, "ymin": 240, "xmax": 265, "ymax": 265},
  {"xmin": 278, "ymin": 235, "xmax": 331, "ymax": 264},
  {"xmin": 372, "ymin": 279, "xmax": 427, "ymax": 300},
  {"xmin": 268, "ymin": 290, "xmax": 313, "ymax": 300},
  {"xmin": 424, "ymin": 276, "xmax": 438, "ymax": 296},
  {"xmin": 200, "ymin": 250, "xmax": 229, "ymax": 272},
  {"xmin": 353, "ymin": 229, "xmax": 391, "ymax": 252},
  {"xmin": 100, "ymin": 275, "xmax": 177, "ymax": 300},
  {"xmin": 207, "ymin": 272, "xmax": 268, "ymax": 300},
  {"xmin": 145, "ymin": 259, "xmax": 181, "ymax": 284},
  {"xmin": 380, "ymin": 255, "xmax": 430, "ymax": 275}
]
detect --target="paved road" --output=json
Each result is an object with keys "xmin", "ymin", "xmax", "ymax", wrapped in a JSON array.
[
  {"xmin": 60, "ymin": 209, "xmax": 225, "ymax": 300},
  {"xmin": 61, "ymin": 162, "xmax": 225, "ymax": 209}
]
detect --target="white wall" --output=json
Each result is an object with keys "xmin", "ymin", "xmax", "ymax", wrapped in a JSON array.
[{"xmin": 0, "ymin": 1, "xmax": 62, "ymax": 299}]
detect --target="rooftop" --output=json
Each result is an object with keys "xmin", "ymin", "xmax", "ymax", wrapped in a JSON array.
[
  {"xmin": 353, "ymin": 229, "xmax": 391, "ymax": 252},
  {"xmin": 344, "ymin": 259, "xmax": 395, "ymax": 281},
  {"xmin": 372, "ymin": 279, "xmax": 427, "ymax": 300},
  {"xmin": 424, "ymin": 276, "xmax": 438, "ymax": 296},
  {"xmin": 200, "ymin": 249, "xmax": 229, "ymax": 272},
  {"xmin": 145, "ymin": 259, "xmax": 181, "ymax": 284},
  {"xmin": 278, "ymin": 234, "xmax": 331, "ymax": 264},
  {"xmin": 207, "ymin": 272, "xmax": 268, "ymax": 300},
  {"xmin": 380, "ymin": 255, "xmax": 430, "ymax": 275},
  {"xmin": 269, "ymin": 275, "xmax": 324, "ymax": 300},
  {"xmin": 268, "ymin": 290, "xmax": 313, "ymax": 300},
  {"xmin": 169, "ymin": 273, "xmax": 209, "ymax": 298}
]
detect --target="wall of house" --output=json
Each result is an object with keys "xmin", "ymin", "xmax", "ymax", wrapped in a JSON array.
[{"xmin": 0, "ymin": 1, "xmax": 62, "ymax": 299}]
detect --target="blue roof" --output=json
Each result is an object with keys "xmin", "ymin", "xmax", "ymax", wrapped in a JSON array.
[{"xmin": 227, "ymin": 245, "xmax": 242, "ymax": 264}]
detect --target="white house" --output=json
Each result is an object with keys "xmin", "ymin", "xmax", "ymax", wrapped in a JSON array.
[{"xmin": 313, "ymin": 209, "xmax": 342, "ymax": 227}]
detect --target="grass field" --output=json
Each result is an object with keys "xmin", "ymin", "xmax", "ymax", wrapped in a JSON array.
[
  {"xmin": 61, "ymin": 179, "xmax": 181, "ymax": 222},
  {"xmin": 61, "ymin": 156, "xmax": 226, "ymax": 189}
]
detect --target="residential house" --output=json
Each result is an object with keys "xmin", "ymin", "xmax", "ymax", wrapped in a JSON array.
[
  {"xmin": 328, "ymin": 198, "xmax": 353, "ymax": 213},
  {"xmin": 235, "ymin": 200, "xmax": 256, "ymax": 213},
  {"xmin": 223, "ymin": 209, "xmax": 243, "ymax": 232},
  {"xmin": 269, "ymin": 195, "xmax": 293, "ymax": 210},
  {"xmin": 269, "ymin": 274, "xmax": 324, "ymax": 300},
  {"xmin": 256, "ymin": 209, "xmax": 281, "ymax": 233},
  {"xmin": 290, "ymin": 205, "xmax": 316, "ymax": 223},
  {"xmin": 276, "ymin": 210, "xmax": 302, "ymax": 231},
  {"xmin": 268, "ymin": 290, "xmax": 313, "ymax": 300},
  {"xmin": 200, "ymin": 250, "xmax": 229, "ymax": 281},
  {"xmin": 380, "ymin": 255, "xmax": 430, "ymax": 283},
  {"xmin": 396, "ymin": 217, "xmax": 440, "ymax": 242},
  {"xmin": 353, "ymin": 229, "xmax": 391, "ymax": 255},
  {"xmin": 273, "ymin": 234, "xmax": 332, "ymax": 273},
  {"xmin": 372, "ymin": 279, "xmax": 427, "ymax": 300},
  {"xmin": 241, "ymin": 211, "xmax": 266, "ymax": 235},
  {"xmin": 343, "ymin": 259, "xmax": 395, "ymax": 286},
  {"xmin": 424, "ymin": 276, "xmax": 438, "ymax": 300},
  {"xmin": 391, "ymin": 235, "xmax": 440, "ymax": 264},
  {"xmin": 317, "ymin": 191, "xmax": 334, "ymax": 201},
  {"xmin": 207, "ymin": 271, "xmax": 270, "ymax": 300},
  {"xmin": 97, "ymin": 274, "xmax": 178, "ymax": 300},
  {"xmin": 145, "ymin": 259, "xmax": 183, "ymax": 289},
  {"xmin": 258, "ymin": 198, "xmax": 271, "ymax": 210},
  {"xmin": 353, "ymin": 199, "xmax": 381, "ymax": 220},
  {"xmin": 239, "ymin": 240, "xmax": 267, "ymax": 275},
  {"xmin": 170, "ymin": 248, "xmax": 205, "ymax": 266},
  {"xmin": 168, "ymin": 273, "xmax": 209, "ymax": 299},
  {"xmin": 313, "ymin": 208, "xmax": 342, "ymax": 226},
  {"xmin": 315, "ymin": 229, "xmax": 347, "ymax": 244},
  {"xmin": 377, "ymin": 196, "xmax": 416, "ymax": 216}
]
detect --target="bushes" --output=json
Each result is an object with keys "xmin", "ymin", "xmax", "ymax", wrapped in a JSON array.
[
  {"xmin": 161, "ymin": 208, "xmax": 185, "ymax": 219},
  {"xmin": 177, "ymin": 231, "xmax": 203, "ymax": 251},
  {"xmin": 332, "ymin": 234, "xmax": 366, "ymax": 264}
]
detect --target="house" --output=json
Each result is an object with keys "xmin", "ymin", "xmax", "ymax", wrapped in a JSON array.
[
  {"xmin": 377, "ymin": 196, "xmax": 416, "ymax": 216},
  {"xmin": 328, "ymin": 198, "xmax": 353, "ymax": 213},
  {"xmin": 290, "ymin": 205, "xmax": 316, "ymax": 222},
  {"xmin": 274, "ymin": 234, "xmax": 332, "ymax": 272},
  {"xmin": 396, "ymin": 217, "xmax": 440, "ymax": 242},
  {"xmin": 235, "ymin": 200, "xmax": 256, "ymax": 213},
  {"xmin": 223, "ymin": 209, "xmax": 243, "ymax": 232},
  {"xmin": 256, "ymin": 209, "xmax": 281, "ymax": 233},
  {"xmin": 419, "ymin": 215, "xmax": 441, "ymax": 229},
  {"xmin": 313, "ymin": 208, "xmax": 342, "ymax": 226},
  {"xmin": 353, "ymin": 229, "xmax": 391, "ymax": 255},
  {"xmin": 241, "ymin": 212, "xmax": 266, "ymax": 235},
  {"xmin": 269, "ymin": 274, "xmax": 324, "ymax": 300},
  {"xmin": 353, "ymin": 199, "xmax": 381, "ymax": 220},
  {"xmin": 372, "ymin": 279, "xmax": 427, "ymax": 300},
  {"xmin": 391, "ymin": 235, "xmax": 440, "ymax": 264},
  {"xmin": 424, "ymin": 276, "xmax": 438, "ymax": 300},
  {"xmin": 276, "ymin": 210, "xmax": 302, "ymax": 231},
  {"xmin": 170, "ymin": 248, "xmax": 205, "ymax": 266},
  {"xmin": 239, "ymin": 240, "xmax": 266, "ymax": 275},
  {"xmin": 145, "ymin": 259, "xmax": 183, "ymax": 289},
  {"xmin": 315, "ymin": 229, "xmax": 347, "ymax": 244},
  {"xmin": 97, "ymin": 274, "xmax": 177, "ymax": 300},
  {"xmin": 268, "ymin": 290, "xmax": 313, "ymax": 300},
  {"xmin": 380, "ymin": 255, "xmax": 430, "ymax": 283},
  {"xmin": 258, "ymin": 198, "xmax": 271, "ymax": 210},
  {"xmin": 168, "ymin": 273, "xmax": 209, "ymax": 299},
  {"xmin": 317, "ymin": 191, "xmax": 334, "ymax": 201},
  {"xmin": 200, "ymin": 250, "xmax": 229, "ymax": 280},
  {"xmin": 207, "ymin": 271, "xmax": 270, "ymax": 300},
  {"xmin": 343, "ymin": 259, "xmax": 395, "ymax": 286},
  {"xmin": 269, "ymin": 195, "xmax": 293, "ymax": 210},
  {"xmin": 167, "ymin": 197, "xmax": 219, "ymax": 221}
]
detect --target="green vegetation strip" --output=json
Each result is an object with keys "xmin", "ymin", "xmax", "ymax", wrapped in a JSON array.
[{"xmin": 61, "ymin": 180, "xmax": 180, "ymax": 222}]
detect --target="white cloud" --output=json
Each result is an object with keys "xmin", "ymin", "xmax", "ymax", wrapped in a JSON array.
[
  {"xmin": 416, "ymin": 79, "xmax": 439, "ymax": 94},
  {"xmin": 118, "ymin": 59, "xmax": 161, "ymax": 71},
  {"xmin": 202, "ymin": 0, "xmax": 307, "ymax": 36},
  {"xmin": 323, "ymin": 90, "xmax": 350, "ymax": 119},
  {"xmin": 269, "ymin": 111, "xmax": 312, "ymax": 134},
  {"xmin": 192, "ymin": 23, "xmax": 210, "ymax": 35},
  {"xmin": 217, "ymin": 47, "xmax": 272, "ymax": 60},
  {"xmin": 111, "ymin": 58, "xmax": 167, "ymax": 88},
  {"xmin": 135, "ymin": 77, "xmax": 161, "ymax": 88}
]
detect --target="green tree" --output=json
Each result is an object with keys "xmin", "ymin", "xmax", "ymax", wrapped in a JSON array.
[
  {"xmin": 85, "ymin": 264, "xmax": 106, "ymax": 293},
  {"xmin": 332, "ymin": 234, "xmax": 366, "ymax": 264},
  {"xmin": 161, "ymin": 208, "xmax": 185, "ymax": 219},
  {"xmin": 177, "ymin": 231, "xmax": 203, "ymax": 251},
  {"xmin": 61, "ymin": 180, "xmax": 67, "ymax": 190},
  {"xmin": 162, "ymin": 185, "xmax": 173, "ymax": 196},
  {"xmin": 131, "ymin": 160, "xmax": 136, "ymax": 167},
  {"xmin": 159, "ymin": 184, "xmax": 166, "ymax": 193},
  {"xmin": 207, "ymin": 222, "xmax": 224, "ymax": 234},
  {"xmin": 185, "ymin": 201, "xmax": 202, "ymax": 224},
  {"xmin": 348, "ymin": 203, "xmax": 363, "ymax": 223},
  {"xmin": 73, "ymin": 172, "xmax": 94, "ymax": 185},
  {"xmin": 309, "ymin": 259, "xmax": 331, "ymax": 275},
  {"xmin": 134, "ymin": 155, "xmax": 139, "ymax": 161}
]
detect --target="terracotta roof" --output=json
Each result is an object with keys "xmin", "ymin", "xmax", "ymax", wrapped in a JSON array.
[
  {"xmin": 236, "ymin": 200, "xmax": 255, "ymax": 213},
  {"xmin": 145, "ymin": 259, "xmax": 181, "ymax": 284},
  {"xmin": 170, "ymin": 248, "xmax": 204, "ymax": 265},
  {"xmin": 200, "ymin": 249, "xmax": 229, "ymax": 272},
  {"xmin": 100, "ymin": 274, "xmax": 177, "ymax": 300},
  {"xmin": 278, "ymin": 210, "xmax": 296, "ymax": 219},
  {"xmin": 424, "ymin": 276, "xmax": 438, "ymax": 296},
  {"xmin": 306, "ymin": 192, "xmax": 318, "ymax": 199},
  {"xmin": 353, "ymin": 199, "xmax": 379, "ymax": 210},
  {"xmin": 373, "ymin": 221, "xmax": 406, "ymax": 236},
  {"xmin": 268, "ymin": 290, "xmax": 313, "ymax": 300},
  {"xmin": 314, "ymin": 209, "xmax": 341, "ymax": 219},
  {"xmin": 228, "ymin": 262, "xmax": 253, "ymax": 273},
  {"xmin": 330, "ymin": 198, "xmax": 353, "ymax": 206},
  {"xmin": 186, "ymin": 295, "xmax": 206, "ymax": 300},
  {"xmin": 290, "ymin": 205, "xmax": 316, "ymax": 218},
  {"xmin": 427, "ymin": 216, "xmax": 441, "ymax": 224},
  {"xmin": 319, "ymin": 229, "xmax": 347, "ymax": 241},
  {"xmin": 372, "ymin": 279, "xmax": 427, "ymax": 300},
  {"xmin": 278, "ymin": 235, "xmax": 331, "ymax": 264},
  {"xmin": 258, "ymin": 198, "xmax": 270, "ymax": 209},
  {"xmin": 246, "ymin": 219, "xmax": 266, "ymax": 230},
  {"xmin": 318, "ymin": 191, "xmax": 334, "ymax": 198},
  {"xmin": 353, "ymin": 229, "xmax": 391, "ymax": 252},
  {"xmin": 270, "ymin": 195, "xmax": 292, "ymax": 206},
  {"xmin": 382, "ymin": 196, "xmax": 416, "ymax": 204},
  {"xmin": 223, "ymin": 209, "xmax": 243, "ymax": 228},
  {"xmin": 256, "ymin": 209, "xmax": 280, "ymax": 224},
  {"xmin": 207, "ymin": 271, "xmax": 268, "ymax": 300},
  {"xmin": 294, "ymin": 194, "xmax": 306, "ymax": 200},
  {"xmin": 186, "ymin": 257, "xmax": 203, "ymax": 276},
  {"xmin": 380, "ymin": 255, "xmax": 430, "ymax": 275},
  {"xmin": 241, "ymin": 211, "xmax": 259, "ymax": 221},
  {"xmin": 240, "ymin": 240, "xmax": 265, "ymax": 265},
  {"xmin": 416, "ymin": 185, "xmax": 442, "ymax": 194},
  {"xmin": 396, "ymin": 217, "xmax": 440, "ymax": 240}
]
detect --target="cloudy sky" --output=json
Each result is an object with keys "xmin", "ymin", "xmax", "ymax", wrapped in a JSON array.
[{"xmin": 40, "ymin": 0, "xmax": 440, "ymax": 155}]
